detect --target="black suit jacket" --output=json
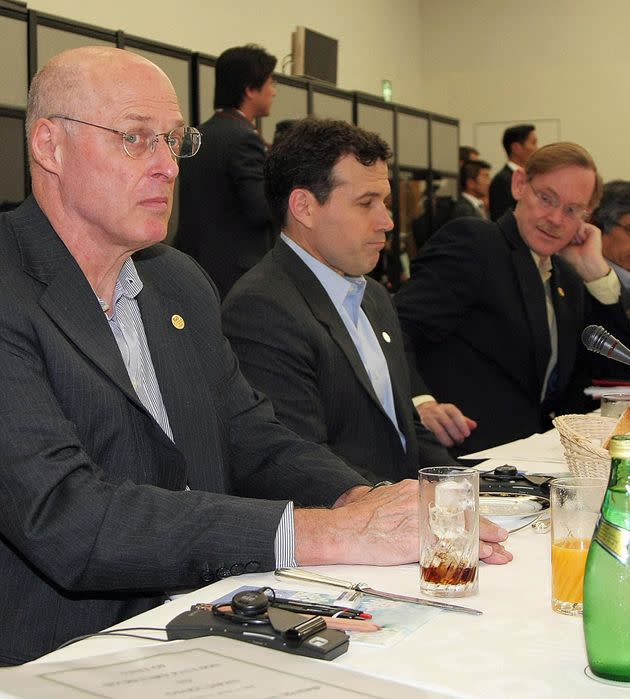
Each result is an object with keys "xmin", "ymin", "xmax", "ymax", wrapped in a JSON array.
[
  {"xmin": 489, "ymin": 164, "xmax": 516, "ymax": 221},
  {"xmin": 395, "ymin": 211, "xmax": 630, "ymax": 453},
  {"xmin": 222, "ymin": 239, "xmax": 453, "ymax": 483},
  {"xmin": 177, "ymin": 110, "xmax": 273, "ymax": 298},
  {"xmin": 0, "ymin": 198, "xmax": 365, "ymax": 664}
]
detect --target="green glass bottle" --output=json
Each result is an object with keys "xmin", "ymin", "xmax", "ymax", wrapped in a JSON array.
[{"xmin": 583, "ymin": 434, "xmax": 630, "ymax": 682}]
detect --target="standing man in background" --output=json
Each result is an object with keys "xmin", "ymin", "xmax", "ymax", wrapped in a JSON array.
[
  {"xmin": 177, "ymin": 44, "xmax": 276, "ymax": 298},
  {"xmin": 489, "ymin": 124, "xmax": 537, "ymax": 221}
]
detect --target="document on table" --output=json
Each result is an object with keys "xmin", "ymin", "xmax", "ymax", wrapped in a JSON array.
[
  {"xmin": 211, "ymin": 586, "xmax": 440, "ymax": 648},
  {"xmin": 0, "ymin": 636, "xmax": 446, "ymax": 699},
  {"xmin": 459, "ymin": 428, "xmax": 566, "ymax": 464}
]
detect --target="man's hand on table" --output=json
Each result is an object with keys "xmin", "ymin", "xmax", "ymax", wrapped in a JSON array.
[{"xmin": 295, "ymin": 480, "xmax": 513, "ymax": 566}]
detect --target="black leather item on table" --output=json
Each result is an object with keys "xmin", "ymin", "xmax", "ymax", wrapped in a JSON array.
[
  {"xmin": 480, "ymin": 465, "xmax": 553, "ymax": 498},
  {"xmin": 166, "ymin": 605, "xmax": 349, "ymax": 661}
]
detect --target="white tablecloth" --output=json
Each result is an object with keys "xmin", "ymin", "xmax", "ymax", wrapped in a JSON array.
[
  {"xmin": 5, "ymin": 429, "xmax": 627, "ymax": 698},
  {"xmin": 23, "ymin": 527, "xmax": 626, "ymax": 697}
]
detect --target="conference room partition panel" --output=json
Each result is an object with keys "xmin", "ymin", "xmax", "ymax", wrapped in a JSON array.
[
  {"xmin": 0, "ymin": 10, "xmax": 28, "ymax": 209},
  {"xmin": 310, "ymin": 84, "xmax": 353, "ymax": 124},
  {"xmin": 259, "ymin": 75, "xmax": 309, "ymax": 146},
  {"xmin": 196, "ymin": 56, "xmax": 217, "ymax": 125},
  {"xmin": 396, "ymin": 107, "xmax": 430, "ymax": 274}
]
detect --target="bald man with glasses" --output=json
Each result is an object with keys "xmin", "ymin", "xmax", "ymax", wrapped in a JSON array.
[
  {"xmin": 0, "ymin": 46, "xmax": 515, "ymax": 666},
  {"xmin": 396, "ymin": 142, "xmax": 630, "ymax": 454}
]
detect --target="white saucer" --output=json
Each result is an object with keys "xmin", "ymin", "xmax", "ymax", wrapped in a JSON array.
[{"xmin": 479, "ymin": 493, "xmax": 549, "ymax": 531}]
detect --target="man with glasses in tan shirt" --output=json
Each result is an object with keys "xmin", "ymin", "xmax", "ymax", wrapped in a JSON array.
[{"xmin": 396, "ymin": 142, "xmax": 630, "ymax": 454}]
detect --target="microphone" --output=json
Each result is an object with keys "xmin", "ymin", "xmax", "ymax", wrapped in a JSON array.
[{"xmin": 582, "ymin": 325, "xmax": 630, "ymax": 366}]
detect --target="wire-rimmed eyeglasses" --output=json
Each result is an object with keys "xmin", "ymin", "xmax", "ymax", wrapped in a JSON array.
[
  {"xmin": 48, "ymin": 115, "xmax": 201, "ymax": 159},
  {"xmin": 527, "ymin": 181, "xmax": 589, "ymax": 222}
]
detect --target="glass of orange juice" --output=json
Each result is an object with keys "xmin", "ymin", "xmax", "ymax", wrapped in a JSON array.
[{"xmin": 550, "ymin": 477, "xmax": 607, "ymax": 615}]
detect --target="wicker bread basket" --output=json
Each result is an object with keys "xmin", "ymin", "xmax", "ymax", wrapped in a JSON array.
[{"xmin": 552, "ymin": 414, "xmax": 616, "ymax": 478}]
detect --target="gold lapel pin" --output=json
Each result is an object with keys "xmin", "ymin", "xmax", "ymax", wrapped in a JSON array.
[
  {"xmin": 171, "ymin": 314, "xmax": 185, "ymax": 330},
  {"xmin": 557, "ymin": 287, "xmax": 565, "ymax": 297},
  {"xmin": 382, "ymin": 331, "xmax": 392, "ymax": 343}
]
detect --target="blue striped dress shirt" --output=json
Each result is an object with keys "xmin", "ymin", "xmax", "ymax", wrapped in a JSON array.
[{"xmin": 99, "ymin": 258, "xmax": 295, "ymax": 568}]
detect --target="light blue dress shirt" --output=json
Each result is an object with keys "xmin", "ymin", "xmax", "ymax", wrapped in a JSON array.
[{"xmin": 282, "ymin": 233, "xmax": 406, "ymax": 450}]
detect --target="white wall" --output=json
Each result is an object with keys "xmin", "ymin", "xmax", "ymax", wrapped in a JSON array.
[
  {"xmin": 418, "ymin": 0, "xmax": 630, "ymax": 180},
  {"xmin": 29, "ymin": 0, "xmax": 427, "ymax": 107}
]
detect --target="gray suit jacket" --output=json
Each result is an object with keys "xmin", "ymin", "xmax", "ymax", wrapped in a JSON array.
[
  {"xmin": 222, "ymin": 239, "xmax": 452, "ymax": 483},
  {"xmin": 0, "ymin": 198, "xmax": 365, "ymax": 664},
  {"xmin": 451, "ymin": 196, "xmax": 485, "ymax": 220}
]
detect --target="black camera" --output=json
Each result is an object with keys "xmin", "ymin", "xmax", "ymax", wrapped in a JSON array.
[{"xmin": 166, "ymin": 588, "xmax": 349, "ymax": 661}]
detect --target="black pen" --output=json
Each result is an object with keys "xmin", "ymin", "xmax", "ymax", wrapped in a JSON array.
[
  {"xmin": 271, "ymin": 598, "xmax": 372, "ymax": 619},
  {"xmin": 273, "ymin": 597, "xmax": 367, "ymax": 615},
  {"xmin": 273, "ymin": 596, "xmax": 359, "ymax": 610}
]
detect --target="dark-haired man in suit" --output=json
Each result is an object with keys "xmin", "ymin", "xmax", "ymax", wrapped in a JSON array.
[
  {"xmin": 223, "ymin": 118, "xmax": 478, "ymax": 481},
  {"xmin": 489, "ymin": 124, "xmax": 537, "ymax": 221},
  {"xmin": 177, "ymin": 44, "xmax": 276, "ymax": 298},
  {"xmin": 591, "ymin": 180, "xmax": 630, "ymax": 313},
  {"xmin": 587, "ymin": 180, "xmax": 630, "ymax": 380}
]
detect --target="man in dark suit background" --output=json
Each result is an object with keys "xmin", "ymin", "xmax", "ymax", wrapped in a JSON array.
[
  {"xmin": 588, "ymin": 180, "xmax": 630, "ymax": 381},
  {"xmin": 450, "ymin": 159, "xmax": 491, "ymax": 220},
  {"xmin": 1, "ymin": 47, "xmax": 514, "ymax": 666},
  {"xmin": 489, "ymin": 124, "xmax": 537, "ymax": 221},
  {"xmin": 591, "ymin": 180, "xmax": 630, "ymax": 314},
  {"xmin": 177, "ymin": 45, "xmax": 276, "ymax": 298},
  {"xmin": 222, "ymin": 118, "xmax": 478, "ymax": 481},
  {"xmin": 397, "ymin": 142, "xmax": 630, "ymax": 454}
]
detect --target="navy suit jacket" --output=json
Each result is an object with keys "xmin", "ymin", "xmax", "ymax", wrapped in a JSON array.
[
  {"xmin": 489, "ymin": 164, "xmax": 516, "ymax": 221},
  {"xmin": 396, "ymin": 211, "xmax": 630, "ymax": 453},
  {"xmin": 222, "ymin": 239, "xmax": 453, "ymax": 483},
  {"xmin": 0, "ymin": 198, "xmax": 365, "ymax": 664},
  {"xmin": 177, "ymin": 109, "xmax": 274, "ymax": 298}
]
